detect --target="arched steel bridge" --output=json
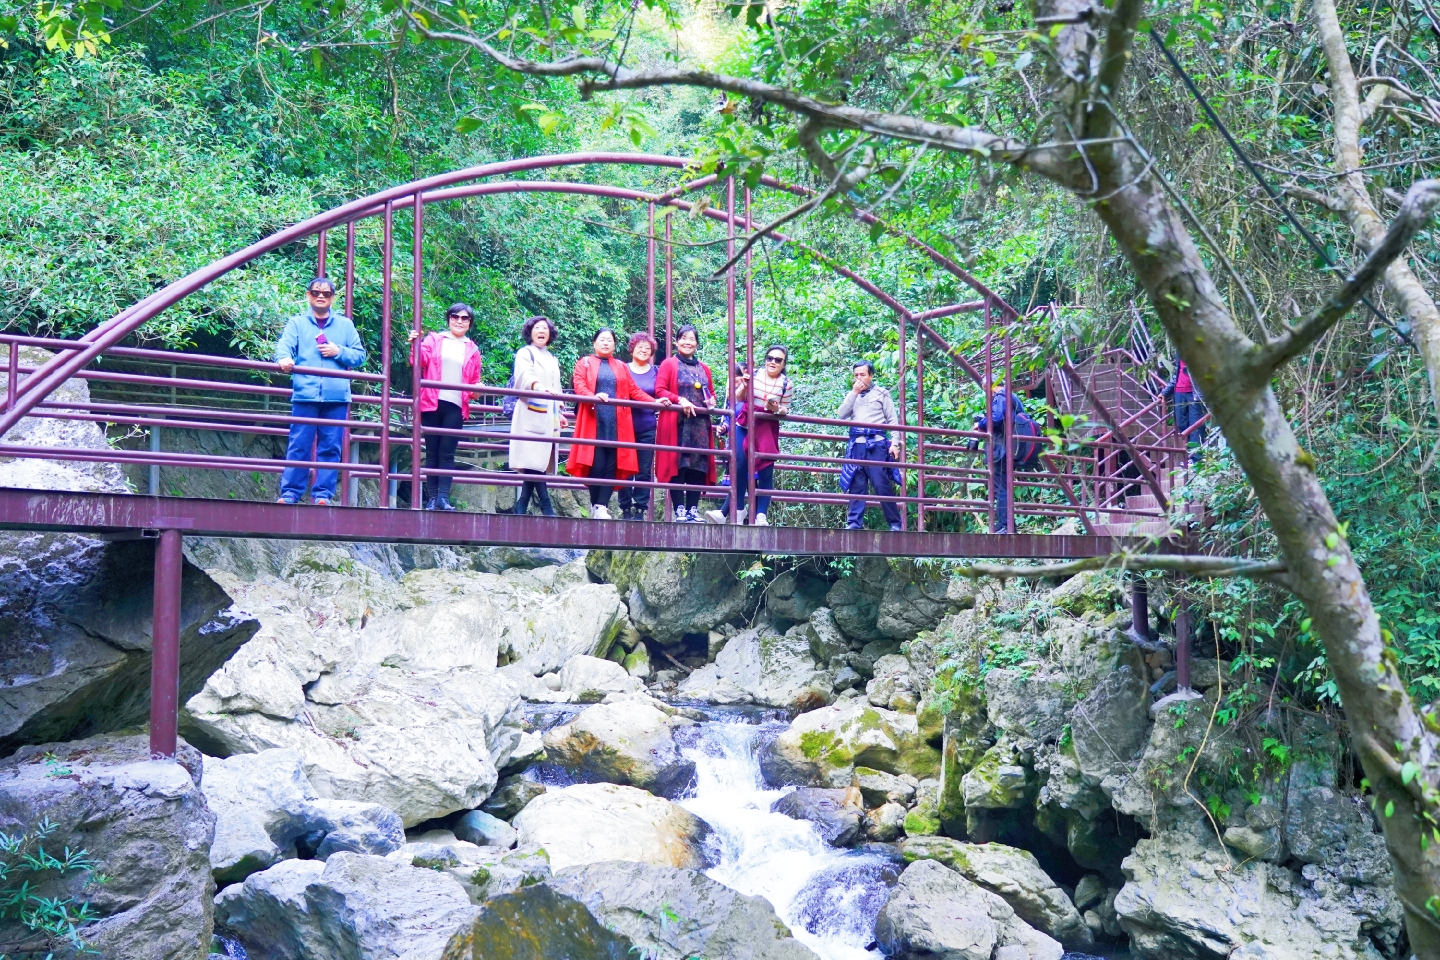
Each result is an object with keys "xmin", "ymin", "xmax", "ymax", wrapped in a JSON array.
[{"xmin": 0, "ymin": 153, "xmax": 1204, "ymax": 756}]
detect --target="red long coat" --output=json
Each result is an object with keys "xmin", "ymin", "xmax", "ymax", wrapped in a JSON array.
[
  {"xmin": 654, "ymin": 356, "xmax": 718, "ymax": 485},
  {"xmin": 566, "ymin": 355, "xmax": 655, "ymax": 479}
]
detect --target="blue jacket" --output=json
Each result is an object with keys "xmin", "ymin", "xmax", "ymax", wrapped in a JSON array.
[
  {"xmin": 975, "ymin": 391, "xmax": 1024, "ymax": 463},
  {"xmin": 275, "ymin": 309, "xmax": 366, "ymax": 403}
]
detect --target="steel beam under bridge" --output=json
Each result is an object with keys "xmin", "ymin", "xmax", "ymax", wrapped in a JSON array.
[{"xmin": 0, "ymin": 488, "xmax": 1119, "ymax": 558}]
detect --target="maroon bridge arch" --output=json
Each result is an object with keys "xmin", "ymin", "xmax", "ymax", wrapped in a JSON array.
[{"xmin": 0, "ymin": 152, "xmax": 1199, "ymax": 758}]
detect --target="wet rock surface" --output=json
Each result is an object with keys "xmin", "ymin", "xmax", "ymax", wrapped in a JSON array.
[
  {"xmin": 511, "ymin": 782, "xmax": 711, "ymax": 871},
  {"xmin": 541, "ymin": 695, "xmax": 696, "ymax": 795},
  {"xmin": 440, "ymin": 883, "xmax": 636, "ymax": 960},
  {"xmin": 875, "ymin": 859, "xmax": 1063, "ymax": 960}
]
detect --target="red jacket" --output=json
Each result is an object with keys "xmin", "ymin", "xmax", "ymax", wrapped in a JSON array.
[
  {"xmin": 654, "ymin": 356, "xmax": 718, "ymax": 485},
  {"xmin": 413, "ymin": 332, "xmax": 483, "ymax": 417},
  {"xmin": 566, "ymin": 355, "xmax": 655, "ymax": 479}
]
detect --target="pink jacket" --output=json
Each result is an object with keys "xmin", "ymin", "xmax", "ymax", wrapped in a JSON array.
[{"xmin": 414, "ymin": 332, "xmax": 483, "ymax": 416}]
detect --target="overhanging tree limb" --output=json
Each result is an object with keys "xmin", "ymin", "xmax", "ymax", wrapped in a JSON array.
[
  {"xmin": 952, "ymin": 553, "xmax": 1289, "ymax": 582},
  {"xmin": 1243, "ymin": 178, "xmax": 1440, "ymax": 381}
]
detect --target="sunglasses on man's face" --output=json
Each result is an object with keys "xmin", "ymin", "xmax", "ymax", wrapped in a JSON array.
[{"xmin": 308, "ymin": 289, "xmax": 335, "ymax": 298}]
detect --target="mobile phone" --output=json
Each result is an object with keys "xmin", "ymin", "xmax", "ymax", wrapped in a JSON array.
[{"xmin": 315, "ymin": 333, "xmax": 329, "ymax": 345}]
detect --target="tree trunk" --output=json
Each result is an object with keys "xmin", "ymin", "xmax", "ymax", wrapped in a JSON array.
[
  {"xmin": 1315, "ymin": 0, "xmax": 1440, "ymax": 427},
  {"xmin": 1090, "ymin": 146, "xmax": 1440, "ymax": 958}
]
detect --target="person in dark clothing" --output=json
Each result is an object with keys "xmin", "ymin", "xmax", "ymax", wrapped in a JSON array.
[
  {"xmin": 618, "ymin": 331, "xmax": 661, "ymax": 520},
  {"xmin": 408, "ymin": 303, "xmax": 482, "ymax": 510},
  {"xmin": 974, "ymin": 386, "xmax": 1025, "ymax": 533},
  {"xmin": 837, "ymin": 360, "xmax": 902, "ymax": 531},
  {"xmin": 1161, "ymin": 356, "xmax": 1206, "ymax": 462}
]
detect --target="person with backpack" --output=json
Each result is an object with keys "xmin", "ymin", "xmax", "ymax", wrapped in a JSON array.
[
  {"xmin": 508, "ymin": 316, "xmax": 566, "ymax": 517},
  {"xmin": 706, "ymin": 345, "xmax": 793, "ymax": 525},
  {"xmin": 407, "ymin": 303, "xmax": 482, "ymax": 511},
  {"xmin": 973, "ymin": 384, "xmax": 1042, "ymax": 533},
  {"xmin": 1161, "ymin": 355, "xmax": 1206, "ymax": 462},
  {"xmin": 837, "ymin": 360, "xmax": 903, "ymax": 531}
]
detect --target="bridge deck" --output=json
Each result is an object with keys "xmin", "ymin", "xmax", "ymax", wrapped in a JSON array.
[{"xmin": 0, "ymin": 488, "xmax": 1119, "ymax": 558}]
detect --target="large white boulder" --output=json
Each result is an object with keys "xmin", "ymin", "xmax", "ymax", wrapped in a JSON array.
[
  {"xmin": 184, "ymin": 552, "xmax": 633, "ymax": 825},
  {"xmin": 512, "ymin": 783, "xmax": 710, "ymax": 872},
  {"xmin": 677, "ymin": 627, "xmax": 833, "ymax": 710},
  {"xmin": 875, "ymin": 860, "xmax": 1062, "ymax": 960},
  {"xmin": 542, "ymin": 697, "xmax": 696, "ymax": 796},
  {"xmin": 760, "ymin": 700, "xmax": 941, "ymax": 787},
  {"xmin": 215, "ymin": 852, "xmax": 478, "ymax": 960}
]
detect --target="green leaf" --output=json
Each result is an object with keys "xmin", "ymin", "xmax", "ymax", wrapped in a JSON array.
[
  {"xmin": 571, "ymin": 3, "xmax": 587, "ymax": 30},
  {"xmin": 456, "ymin": 117, "xmax": 483, "ymax": 134},
  {"xmin": 1403, "ymin": 761, "xmax": 1421, "ymax": 785},
  {"xmin": 1385, "ymin": 800, "xmax": 1395, "ymax": 818}
]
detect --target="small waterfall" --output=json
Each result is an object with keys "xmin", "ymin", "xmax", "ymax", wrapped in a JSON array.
[{"xmin": 678, "ymin": 717, "xmax": 898, "ymax": 959}]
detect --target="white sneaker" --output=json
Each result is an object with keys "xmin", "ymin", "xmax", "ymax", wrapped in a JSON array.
[
  {"xmin": 704, "ymin": 509, "xmax": 728, "ymax": 524},
  {"xmin": 754, "ymin": 512, "xmax": 769, "ymax": 526},
  {"xmin": 591, "ymin": 505, "xmax": 611, "ymax": 520},
  {"xmin": 686, "ymin": 507, "xmax": 702, "ymax": 523},
  {"xmin": 673, "ymin": 508, "xmax": 688, "ymax": 523}
]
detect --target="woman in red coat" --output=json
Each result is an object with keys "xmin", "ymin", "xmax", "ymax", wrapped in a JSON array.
[
  {"xmin": 654, "ymin": 325, "xmax": 718, "ymax": 522},
  {"xmin": 568, "ymin": 327, "xmax": 661, "ymax": 519}
]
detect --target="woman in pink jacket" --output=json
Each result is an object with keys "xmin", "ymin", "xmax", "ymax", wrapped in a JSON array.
[{"xmin": 409, "ymin": 303, "xmax": 483, "ymax": 510}]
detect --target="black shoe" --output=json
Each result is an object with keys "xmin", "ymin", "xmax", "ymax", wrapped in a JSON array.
[{"xmin": 436, "ymin": 498, "xmax": 457, "ymax": 511}]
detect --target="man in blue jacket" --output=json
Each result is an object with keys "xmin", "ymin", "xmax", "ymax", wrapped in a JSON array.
[{"xmin": 275, "ymin": 278, "xmax": 367, "ymax": 504}]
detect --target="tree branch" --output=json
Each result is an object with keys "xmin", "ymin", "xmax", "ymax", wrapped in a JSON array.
[
  {"xmin": 1281, "ymin": 184, "xmax": 1348, "ymax": 213},
  {"xmin": 1243, "ymin": 179, "xmax": 1440, "ymax": 380},
  {"xmin": 1088, "ymin": 0, "xmax": 1147, "ymax": 143},
  {"xmin": 404, "ymin": 14, "xmax": 1088, "ymax": 187},
  {"xmin": 950, "ymin": 553, "xmax": 1289, "ymax": 582}
]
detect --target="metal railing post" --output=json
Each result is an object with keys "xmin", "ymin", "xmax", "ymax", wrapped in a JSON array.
[
  {"xmin": 726, "ymin": 177, "xmax": 739, "ymax": 524},
  {"xmin": 380, "ymin": 201, "xmax": 394, "ymax": 507},
  {"xmin": 149, "ymin": 426, "xmax": 161, "ymax": 496},
  {"xmin": 317, "ymin": 229, "xmax": 327, "ymax": 278},
  {"xmin": 344, "ymin": 220, "xmax": 357, "ymax": 319},
  {"xmin": 149, "ymin": 528, "xmax": 183, "ymax": 760},
  {"xmin": 897, "ymin": 308, "xmax": 908, "ymax": 531},
  {"xmin": 410, "ymin": 193, "xmax": 425, "ymax": 509},
  {"xmin": 1004, "ymin": 326, "xmax": 1015, "ymax": 534},
  {"xmin": 744, "ymin": 188, "xmax": 757, "ymax": 525},
  {"xmin": 916, "ymin": 324, "xmax": 926, "ymax": 532},
  {"xmin": 983, "ymin": 302, "xmax": 994, "ymax": 533}
]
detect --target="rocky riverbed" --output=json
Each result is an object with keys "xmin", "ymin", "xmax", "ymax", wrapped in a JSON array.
[{"xmin": 0, "ymin": 440, "xmax": 1405, "ymax": 960}]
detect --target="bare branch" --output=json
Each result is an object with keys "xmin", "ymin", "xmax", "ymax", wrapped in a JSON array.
[
  {"xmin": 950, "ymin": 553, "xmax": 1289, "ymax": 582},
  {"xmin": 1281, "ymin": 184, "xmax": 1348, "ymax": 213},
  {"xmin": 1245, "ymin": 179, "xmax": 1440, "ymax": 379},
  {"xmin": 1088, "ymin": 0, "xmax": 1147, "ymax": 143}
]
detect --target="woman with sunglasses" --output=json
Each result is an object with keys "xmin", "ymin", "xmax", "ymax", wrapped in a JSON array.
[
  {"xmin": 409, "ymin": 303, "xmax": 482, "ymax": 510},
  {"xmin": 706, "ymin": 345, "xmax": 793, "ymax": 525}
]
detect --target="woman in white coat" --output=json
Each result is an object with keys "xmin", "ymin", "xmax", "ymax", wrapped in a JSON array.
[{"xmin": 509, "ymin": 316, "xmax": 567, "ymax": 516}]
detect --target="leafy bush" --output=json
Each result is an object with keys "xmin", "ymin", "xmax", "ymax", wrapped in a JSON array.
[{"xmin": 0, "ymin": 817, "xmax": 99, "ymax": 958}]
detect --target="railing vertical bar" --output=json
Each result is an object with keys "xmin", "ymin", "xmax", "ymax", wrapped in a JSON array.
[
  {"xmin": 344, "ymin": 220, "xmax": 357, "ymax": 320},
  {"xmin": 744, "ymin": 187, "xmax": 757, "ymax": 526},
  {"xmin": 647, "ymin": 203, "xmax": 656, "ymax": 341},
  {"xmin": 149, "ymin": 426, "xmax": 161, "ymax": 496},
  {"xmin": 984, "ymin": 301, "xmax": 994, "ymax": 534},
  {"xmin": 380, "ymin": 201, "xmax": 394, "ymax": 507},
  {"xmin": 1004, "ymin": 325, "xmax": 1015, "ymax": 534},
  {"xmin": 726, "ymin": 176, "xmax": 738, "ymax": 524},
  {"xmin": 897, "ymin": 306, "xmax": 908, "ymax": 531},
  {"xmin": 916, "ymin": 323, "xmax": 926, "ymax": 532},
  {"xmin": 4, "ymin": 340, "xmax": 17, "ymax": 413},
  {"xmin": 148, "ymin": 528, "xmax": 182, "ymax": 760},
  {"xmin": 317, "ymin": 229, "xmax": 328, "ymax": 278},
  {"xmin": 410, "ymin": 192, "xmax": 424, "ymax": 509},
  {"xmin": 664, "ymin": 216, "xmax": 674, "ymax": 356}
]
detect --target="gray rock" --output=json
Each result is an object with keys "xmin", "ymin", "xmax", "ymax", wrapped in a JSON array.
[
  {"xmin": 0, "ymin": 734, "xmax": 216, "ymax": 960},
  {"xmin": 471, "ymin": 546, "xmax": 587, "ymax": 574},
  {"xmin": 559, "ymin": 656, "xmax": 644, "ymax": 701},
  {"xmin": 765, "ymin": 570, "xmax": 832, "ymax": 626},
  {"xmin": 541, "ymin": 696, "xmax": 695, "ymax": 796},
  {"xmin": 1073, "ymin": 874, "xmax": 1106, "ymax": 912},
  {"xmin": 805, "ymin": 608, "xmax": 851, "ymax": 663},
  {"xmin": 761, "ymin": 701, "xmax": 941, "ymax": 787},
  {"xmin": 853, "ymin": 766, "xmax": 916, "ymax": 807},
  {"xmin": 876, "ymin": 560, "xmax": 963, "ymax": 640},
  {"xmin": 865, "ymin": 801, "xmax": 909, "ymax": 842},
  {"xmin": 481, "ymin": 775, "xmax": 546, "ymax": 820},
  {"xmin": 511, "ymin": 783, "xmax": 711, "ymax": 872},
  {"xmin": 547, "ymin": 860, "xmax": 819, "ymax": 960},
  {"xmin": 454, "ymin": 809, "xmax": 518, "ymax": 849},
  {"xmin": 0, "ymin": 534, "xmax": 258, "ymax": 756},
  {"xmin": 825, "ymin": 559, "xmax": 890, "ymax": 642},
  {"xmin": 439, "ymin": 883, "xmax": 635, "ymax": 960},
  {"xmin": 202, "ymin": 750, "xmax": 403, "ymax": 884},
  {"xmin": 1068, "ymin": 664, "xmax": 1150, "ymax": 781},
  {"xmin": 770, "ymin": 788, "xmax": 862, "ymax": 846},
  {"xmin": 832, "ymin": 666, "xmax": 863, "ymax": 692},
  {"xmin": 678, "ymin": 628, "xmax": 834, "ymax": 711},
  {"xmin": 217, "ymin": 852, "xmax": 478, "ymax": 960},
  {"xmin": 984, "ymin": 668, "xmax": 1072, "ymax": 743},
  {"xmin": 899, "ymin": 836, "xmax": 1092, "ymax": 948},
  {"xmin": 1222, "ymin": 824, "xmax": 1283, "ymax": 861},
  {"xmin": 875, "ymin": 860, "xmax": 1062, "ymax": 960},
  {"xmin": 586, "ymin": 550, "xmax": 751, "ymax": 645}
]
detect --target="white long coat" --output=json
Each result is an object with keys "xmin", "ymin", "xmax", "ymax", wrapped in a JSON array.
[{"xmin": 508, "ymin": 345, "xmax": 564, "ymax": 473}]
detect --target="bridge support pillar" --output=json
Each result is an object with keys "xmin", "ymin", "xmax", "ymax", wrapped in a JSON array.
[
  {"xmin": 1130, "ymin": 576, "xmax": 1150, "ymax": 641},
  {"xmin": 149, "ymin": 528, "xmax": 183, "ymax": 760},
  {"xmin": 1175, "ymin": 600, "xmax": 1192, "ymax": 691}
]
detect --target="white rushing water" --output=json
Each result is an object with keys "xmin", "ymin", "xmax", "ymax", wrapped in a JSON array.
[{"xmin": 679, "ymin": 717, "xmax": 898, "ymax": 960}]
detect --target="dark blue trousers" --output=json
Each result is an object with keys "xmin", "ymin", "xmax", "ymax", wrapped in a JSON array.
[
  {"xmin": 280, "ymin": 401, "xmax": 348, "ymax": 502},
  {"xmin": 845, "ymin": 438, "xmax": 902, "ymax": 528}
]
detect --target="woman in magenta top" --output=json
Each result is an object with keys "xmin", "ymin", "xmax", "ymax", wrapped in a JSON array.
[{"xmin": 409, "ymin": 303, "xmax": 483, "ymax": 510}]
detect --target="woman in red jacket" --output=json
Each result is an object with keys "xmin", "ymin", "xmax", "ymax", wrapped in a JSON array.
[
  {"xmin": 568, "ymin": 328, "xmax": 663, "ymax": 519},
  {"xmin": 408, "ymin": 303, "xmax": 482, "ymax": 510},
  {"xmin": 654, "ymin": 325, "xmax": 718, "ymax": 522}
]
